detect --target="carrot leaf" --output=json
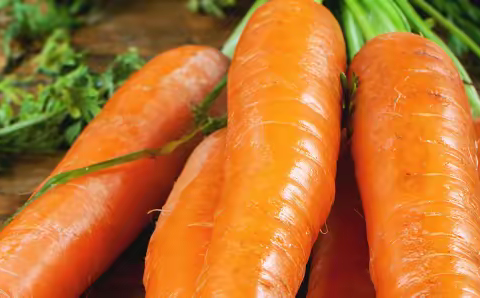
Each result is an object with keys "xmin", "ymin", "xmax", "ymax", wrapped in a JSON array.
[
  {"xmin": 1, "ymin": 0, "xmax": 97, "ymax": 72},
  {"xmin": 0, "ymin": 32, "xmax": 145, "ymax": 165}
]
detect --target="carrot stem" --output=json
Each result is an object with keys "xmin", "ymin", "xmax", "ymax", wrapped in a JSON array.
[
  {"xmin": 395, "ymin": 0, "xmax": 480, "ymax": 117},
  {"xmin": 387, "ymin": 0, "xmax": 411, "ymax": 31},
  {"xmin": 345, "ymin": 0, "xmax": 376, "ymax": 40},
  {"xmin": 0, "ymin": 109, "xmax": 66, "ymax": 136},
  {"xmin": 456, "ymin": 18, "xmax": 480, "ymax": 46},
  {"xmin": 342, "ymin": 7, "xmax": 365, "ymax": 61},
  {"xmin": 411, "ymin": 0, "xmax": 480, "ymax": 60},
  {"xmin": 380, "ymin": 0, "xmax": 411, "ymax": 31},
  {"xmin": 1, "ymin": 115, "xmax": 227, "ymax": 229},
  {"xmin": 363, "ymin": 0, "xmax": 399, "ymax": 33},
  {"xmin": 193, "ymin": 75, "xmax": 227, "ymax": 125}
]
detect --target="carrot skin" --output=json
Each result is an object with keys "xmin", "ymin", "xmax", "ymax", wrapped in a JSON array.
[
  {"xmin": 474, "ymin": 119, "xmax": 480, "ymax": 176},
  {"xmin": 307, "ymin": 149, "xmax": 374, "ymax": 298},
  {"xmin": 195, "ymin": 0, "xmax": 346, "ymax": 296},
  {"xmin": 351, "ymin": 32, "xmax": 480, "ymax": 296},
  {"xmin": 474, "ymin": 119, "xmax": 480, "ymax": 142},
  {"xmin": 144, "ymin": 129, "xmax": 226, "ymax": 298},
  {"xmin": 0, "ymin": 46, "xmax": 228, "ymax": 297}
]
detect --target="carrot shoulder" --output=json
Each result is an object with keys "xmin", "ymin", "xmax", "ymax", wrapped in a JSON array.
[
  {"xmin": 195, "ymin": 0, "xmax": 346, "ymax": 296},
  {"xmin": 307, "ymin": 149, "xmax": 374, "ymax": 298},
  {"xmin": 144, "ymin": 129, "xmax": 226, "ymax": 298},
  {"xmin": 0, "ymin": 46, "xmax": 228, "ymax": 297},
  {"xmin": 351, "ymin": 32, "xmax": 480, "ymax": 296}
]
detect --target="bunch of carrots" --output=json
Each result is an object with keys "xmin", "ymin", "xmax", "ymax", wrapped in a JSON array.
[{"xmin": 1, "ymin": 0, "xmax": 480, "ymax": 296}]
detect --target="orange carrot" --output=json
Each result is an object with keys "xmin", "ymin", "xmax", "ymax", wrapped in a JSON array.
[
  {"xmin": 195, "ymin": 0, "xmax": 346, "ymax": 296},
  {"xmin": 0, "ymin": 46, "xmax": 228, "ymax": 297},
  {"xmin": 475, "ymin": 119, "xmax": 480, "ymax": 140},
  {"xmin": 351, "ymin": 32, "xmax": 480, "ymax": 296},
  {"xmin": 474, "ymin": 119, "xmax": 480, "ymax": 176},
  {"xmin": 307, "ymin": 146, "xmax": 374, "ymax": 298},
  {"xmin": 143, "ymin": 128, "xmax": 226, "ymax": 297}
]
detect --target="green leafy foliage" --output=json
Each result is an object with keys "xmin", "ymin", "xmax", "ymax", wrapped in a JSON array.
[
  {"xmin": 100, "ymin": 48, "xmax": 146, "ymax": 98},
  {"xmin": 0, "ymin": 72, "xmax": 68, "ymax": 155},
  {"xmin": 0, "ymin": 0, "xmax": 95, "ymax": 70},
  {"xmin": 449, "ymin": 34, "xmax": 470, "ymax": 58},
  {"xmin": 34, "ymin": 28, "xmax": 84, "ymax": 75},
  {"xmin": 0, "ymin": 29, "xmax": 146, "ymax": 166}
]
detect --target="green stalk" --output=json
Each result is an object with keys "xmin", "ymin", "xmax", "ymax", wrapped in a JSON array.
[
  {"xmin": 342, "ymin": 7, "xmax": 365, "ymax": 60},
  {"xmin": 362, "ymin": 0, "xmax": 400, "ymax": 33},
  {"xmin": 0, "ymin": 109, "xmax": 67, "ymax": 136},
  {"xmin": 193, "ymin": 75, "xmax": 227, "ymax": 125},
  {"xmin": 1, "ymin": 115, "xmax": 227, "ymax": 229},
  {"xmin": 456, "ymin": 18, "xmax": 480, "ymax": 46},
  {"xmin": 458, "ymin": 0, "xmax": 480, "ymax": 24},
  {"xmin": 411, "ymin": 0, "xmax": 480, "ymax": 60},
  {"xmin": 345, "ymin": 0, "xmax": 376, "ymax": 40},
  {"xmin": 221, "ymin": 0, "xmax": 268, "ymax": 58},
  {"xmin": 395, "ymin": 0, "xmax": 480, "ymax": 116},
  {"xmin": 31, "ymin": 117, "xmax": 225, "ymax": 202},
  {"xmin": 384, "ymin": 0, "xmax": 411, "ymax": 31}
]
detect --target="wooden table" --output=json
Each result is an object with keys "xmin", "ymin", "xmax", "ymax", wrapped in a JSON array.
[{"xmin": 0, "ymin": 1, "xmax": 238, "ymax": 296}]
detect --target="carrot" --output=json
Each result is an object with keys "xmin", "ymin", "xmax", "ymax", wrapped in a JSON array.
[
  {"xmin": 0, "ymin": 45, "xmax": 228, "ymax": 297},
  {"xmin": 143, "ymin": 128, "xmax": 226, "ymax": 297},
  {"xmin": 307, "ymin": 146, "xmax": 374, "ymax": 298},
  {"xmin": 195, "ymin": 0, "xmax": 346, "ymax": 296},
  {"xmin": 351, "ymin": 32, "xmax": 480, "ymax": 296},
  {"xmin": 474, "ymin": 119, "xmax": 480, "ymax": 177},
  {"xmin": 475, "ymin": 119, "xmax": 480, "ymax": 139}
]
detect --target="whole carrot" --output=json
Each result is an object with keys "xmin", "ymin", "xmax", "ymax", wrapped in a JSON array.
[
  {"xmin": 144, "ymin": 129, "xmax": 226, "ymax": 297},
  {"xmin": 0, "ymin": 46, "xmax": 228, "ymax": 297},
  {"xmin": 351, "ymin": 32, "xmax": 480, "ymax": 296},
  {"xmin": 195, "ymin": 0, "xmax": 346, "ymax": 296},
  {"xmin": 307, "ymin": 147, "xmax": 374, "ymax": 298}
]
